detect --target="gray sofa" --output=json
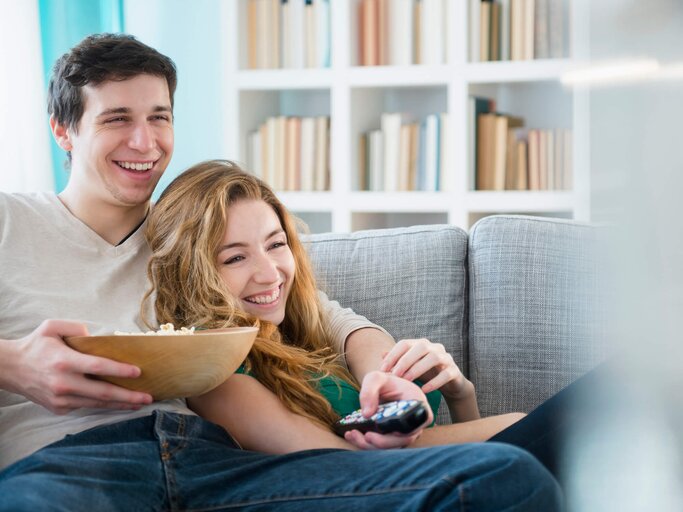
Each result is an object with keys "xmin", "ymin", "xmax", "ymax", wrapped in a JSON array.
[{"xmin": 305, "ymin": 215, "xmax": 608, "ymax": 424}]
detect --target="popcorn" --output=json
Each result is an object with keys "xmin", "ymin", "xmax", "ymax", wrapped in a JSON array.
[{"xmin": 114, "ymin": 323, "xmax": 196, "ymax": 336}]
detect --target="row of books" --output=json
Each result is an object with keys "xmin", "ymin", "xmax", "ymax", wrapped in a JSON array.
[
  {"xmin": 246, "ymin": 0, "xmax": 330, "ymax": 69},
  {"xmin": 358, "ymin": 112, "xmax": 449, "ymax": 192},
  {"xmin": 247, "ymin": 116, "xmax": 330, "ymax": 192},
  {"xmin": 358, "ymin": 0, "xmax": 446, "ymax": 66},
  {"xmin": 472, "ymin": 0, "xmax": 569, "ymax": 62},
  {"xmin": 473, "ymin": 98, "xmax": 572, "ymax": 191}
]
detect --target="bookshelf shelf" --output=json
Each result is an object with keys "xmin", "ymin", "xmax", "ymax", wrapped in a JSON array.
[
  {"xmin": 236, "ymin": 69, "xmax": 334, "ymax": 89},
  {"xmin": 228, "ymin": 0, "xmax": 586, "ymax": 233},
  {"xmin": 464, "ymin": 59, "xmax": 575, "ymax": 83}
]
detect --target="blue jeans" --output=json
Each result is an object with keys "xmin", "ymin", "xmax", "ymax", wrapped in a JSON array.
[{"xmin": 0, "ymin": 410, "xmax": 561, "ymax": 511}]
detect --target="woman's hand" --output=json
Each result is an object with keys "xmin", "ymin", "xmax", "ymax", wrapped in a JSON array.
[
  {"xmin": 379, "ymin": 338, "xmax": 474, "ymax": 401},
  {"xmin": 342, "ymin": 371, "xmax": 432, "ymax": 450}
]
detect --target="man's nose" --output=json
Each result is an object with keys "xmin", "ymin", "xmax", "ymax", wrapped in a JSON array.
[{"xmin": 128, "ymin": 122, "xmax": 155, "ymax": 152}]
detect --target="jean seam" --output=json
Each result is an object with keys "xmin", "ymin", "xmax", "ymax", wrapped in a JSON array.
[{"xmin": 176, "ymin": 478, "xmax": 458, "ymax": 511}]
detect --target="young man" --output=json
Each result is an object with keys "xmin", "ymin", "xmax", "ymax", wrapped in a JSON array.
[{"xmin": 0, "ymin": 34, "xmax": 560, "ymax": 510}]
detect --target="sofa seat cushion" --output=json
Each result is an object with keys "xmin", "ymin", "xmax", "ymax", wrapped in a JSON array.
[{"xmin": 304, "ymin": 224, "xmax": 468, "ymax": 425}]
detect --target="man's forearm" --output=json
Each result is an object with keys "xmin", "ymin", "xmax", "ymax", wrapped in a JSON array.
[{"xmin": 344, "ymin": 327, "xmax": 396, "ymax": 383}]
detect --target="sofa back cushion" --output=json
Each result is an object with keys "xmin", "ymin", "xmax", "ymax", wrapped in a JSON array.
[
  {"xmin": 468, "ymin": 215, "xmax": 609, "ymax": 417},
  {"xmin": 303, "ymin": 225, "xmax": 468, "ymax": 425}
]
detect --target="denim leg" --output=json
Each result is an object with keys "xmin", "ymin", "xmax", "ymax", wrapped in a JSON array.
[
  {"xmin": 0, "ymin": 411, "xmax": 562, "ymax": 512},
  {"xmin": 0, "ymin": 415, "xmax": 168, "ymax": 512},
  {"xmin": 160, "ymin": 413, "xmax": 562, "ymax": 511}
]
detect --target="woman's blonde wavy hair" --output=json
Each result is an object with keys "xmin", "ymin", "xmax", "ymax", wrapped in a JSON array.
[{"xmin": 143, "ymin": 160, "xmax": 357, "ymax": 429}]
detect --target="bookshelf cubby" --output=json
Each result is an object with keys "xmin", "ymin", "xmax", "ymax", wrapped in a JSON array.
[{"xmin": 224, "ymin": 0, "xmax": 588, "ymax": 233}]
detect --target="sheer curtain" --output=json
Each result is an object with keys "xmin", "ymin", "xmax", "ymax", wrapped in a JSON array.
[{"xmin": 0, "ymin": 0, "xmax": 54, "ymax": 192}]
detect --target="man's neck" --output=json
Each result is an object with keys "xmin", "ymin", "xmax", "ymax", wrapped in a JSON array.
[{"xmin": 58, "ymin": 187, "xmax": 149, "ymax": 246}]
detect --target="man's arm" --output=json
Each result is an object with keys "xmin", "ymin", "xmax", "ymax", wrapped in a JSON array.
[
  {"xmin": 0, "ymin": 319, "xmax": 153, "ymax": 414},
  {"xmin": 189, "ymin": 374, "xmax": 355, "ymax": 453}
]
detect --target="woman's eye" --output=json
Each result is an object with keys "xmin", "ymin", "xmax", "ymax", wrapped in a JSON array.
[
  {"xmin": 270, "ymin": 241, "xmax": 287, "ymax": 250},
  {"xmin": 223, "ymin": 255, "xmax": 244, "ymax": 265}
]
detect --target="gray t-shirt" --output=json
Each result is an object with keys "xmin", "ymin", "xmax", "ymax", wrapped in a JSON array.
[{"xmin": 0, "ymin": 192, "xmax": 381, "ymax": 470}]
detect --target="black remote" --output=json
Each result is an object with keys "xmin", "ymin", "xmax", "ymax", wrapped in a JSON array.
[{"xmin": 333, "ymin": 400, "xmax": 428, "ymax": 436}]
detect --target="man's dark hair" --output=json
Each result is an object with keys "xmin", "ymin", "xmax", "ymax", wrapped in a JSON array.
[{"xmin": 47, "ymin": 33, "xmax": 177, "ymax": 131}]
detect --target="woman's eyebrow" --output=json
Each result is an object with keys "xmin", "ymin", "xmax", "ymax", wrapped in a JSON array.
[{"xmin": 217, "ymin": 229, "xmax": 284, "ymax": 252}]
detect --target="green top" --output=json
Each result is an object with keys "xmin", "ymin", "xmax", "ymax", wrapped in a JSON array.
[{"xmin": 236, "ymin": 365, "xmax": 442, "ymax": 424}]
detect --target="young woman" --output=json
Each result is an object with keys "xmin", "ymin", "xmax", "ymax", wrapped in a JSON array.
[{"xmin": 143, "ymin": 159, "xmax": 526, "ymax": 454}]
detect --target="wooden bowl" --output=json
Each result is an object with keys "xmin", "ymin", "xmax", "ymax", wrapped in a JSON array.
[{"xmin": 65, "ymin": 327, "xmax": 258, "ymax": 401}]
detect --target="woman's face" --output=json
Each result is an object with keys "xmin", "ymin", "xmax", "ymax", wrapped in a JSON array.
[{"xmin": 216, "ymin": 199, "xmax": 295, "ymax": 326}]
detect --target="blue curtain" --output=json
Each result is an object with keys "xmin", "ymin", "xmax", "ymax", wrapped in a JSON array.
[{"xmin": 38, "ymin": 0, "xmax": 124, "ymax": 192}]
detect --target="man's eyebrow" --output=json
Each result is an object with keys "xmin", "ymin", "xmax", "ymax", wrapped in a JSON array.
[
  {"xmin": 217, "ymin": 229, "xmax": 285, "ymax": 252},
  {"xmin": 96, "ymin": 105, "xmax": 172, "ymax": 118}
]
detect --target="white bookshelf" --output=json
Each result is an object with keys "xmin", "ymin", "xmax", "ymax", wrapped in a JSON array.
[{"xmin": 222, "ymin": 0, "xmax": 588, "ymax": 233}]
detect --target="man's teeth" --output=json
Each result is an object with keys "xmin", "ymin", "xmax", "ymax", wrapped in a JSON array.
[
  {"xmin": 117, "ymin": 161, "xmax": 154, "ymax": 171},
  {"xmin": 245, "ymin": 288, "xmax": 280, "ymax": 304}
]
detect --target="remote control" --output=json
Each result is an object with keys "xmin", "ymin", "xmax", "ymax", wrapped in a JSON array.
[{"xmin": 333, "ymin": 399, "xmax": 428, "ymax": 436}]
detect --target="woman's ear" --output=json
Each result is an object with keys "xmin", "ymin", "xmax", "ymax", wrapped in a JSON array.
[{"xmin": 49, "ymin": 115, "xmax": 73, "ymax": 151}]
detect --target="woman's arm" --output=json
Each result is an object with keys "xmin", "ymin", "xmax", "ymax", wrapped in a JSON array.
[{"xmin": 188, "ymin": 374, "xmax": 356, "ymax": 454}]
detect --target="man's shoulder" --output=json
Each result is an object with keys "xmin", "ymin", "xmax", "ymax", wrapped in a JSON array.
[{"xmin": 0, "ymin": 191, "xmax": 56, "ymax": 212}]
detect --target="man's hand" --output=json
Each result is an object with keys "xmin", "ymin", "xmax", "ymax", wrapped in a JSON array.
[
  {"xmin": 342, "ymin": 371, "xmax": 433, "ymax": 450},
  {"xmin": 1, "ymin": 319, "xmax": 153, "ymax": 414}
]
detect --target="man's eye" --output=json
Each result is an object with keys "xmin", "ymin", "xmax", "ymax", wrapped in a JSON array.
[
  {"xmin": 152, "ymin": 115, "xmax": 171, "ymax": 122},
  {"xmin": 104, "ymin": 117, "xmax": 126, "ymax": 124}
]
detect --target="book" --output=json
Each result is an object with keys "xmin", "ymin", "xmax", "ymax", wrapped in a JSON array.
[
  {"xmin": 491, "ymin": 115, "xmax": 508, "ymax": 190},
  {"xmin": 563, "ymin": 129, "xmax": 572, "ymax": 190},
  {"xmin": 534, "ymin": 0, "xmax": 549, "ymax": 59},
  {"xmin": 523, "ymin": 0, "xmax": 535, "ymax": 60},
  {"xmin": 300, "ymin": 117, "xmax": 316, "ymax": 191},
  {"xmin": 500, "ymin": 0, "xmax": 511, "ymax": 61},
  {"xmin": 510, "ymin": 0, "xmax": 524, "ymax": 60},
  {"xmin": 289, "ymin": 0, "xmax": 305, "ymax": 68},
  {"xmin": 409, "ymin": 123, "xmax": 420, "ymax": 190},
  {"xmin": 285, "ymin": 117, "xmax": 300, "ymax": 190},
  {"xmin": 527, "ymin": 129, "xmax": 540, "ymax": 190},
  {"xmin": 538, "ymin": 129, "xmax": 547, "ymax": 190},
  {"xmin": 314, "ymin": 116, "xmax": 329, "ymax": 191},
  {"xmin": 368, "ymin": 129, "xmax": 384, "ymax": 191},
  {"xmin": 315, "ymin": 0, "xmax": 331, "ymax": 67},
  {"xmin": 479, "ymin": 1, "xmax": 491, "ymax": 62},
  {"xmin": 424, "ymin": 114, "xmax": 440, "ymax": 191},
  {"xmin": 270, "ymin": 0, "xmax": 281, "ymax": 68},
  {"xmin": 265, "ymin": 117, "xmax": 278, "ymax": 187},
  {"xmin": 247, "ymin": 0, "xmax": 258, "ymax": 68},
  {"xmin": 389, "ymin": 0, "xmax": 414, "ymax": 66},
  {"xmin": 490, "ymin": 1, "xmax": 500, "ymax": 61},
  {"xmin": 247, "ymin": 130, "xmax": 262, "ymax": 179},
  {"xmin": 476, "ymin": 112, "xmax": 496, "ymax": 190},
  {"xmin": 275, "ymin": 116, "xmax": 287, "ymax": 190},
  {"xmin": 281, "ymin": 0, "xmax": 292, "ymax": 67},
  {"xmin": 398, "ymin": 124, "xmax": 411, "ymax": 191},
  {"xmin": 439, "ymin": 112, "xmax": 449, "ymax": 191},
  {"xmin": 421, "ymin": 0, "xmax": 444, "ymax": 65},
  {"xmin": 304, "ymin": 0, "xmax": 316, "ymax": 68},
  {"xmin": 515, "ymin": 139, "xmax": 528, "ymax": 190},
  {"xmin": 361, "ymin": 0, "xmax": 379, "ymax": 66},
  {"xmin": 381, "ymin": 112, "xmax": 402, "ymax": 192},
  {"xmin": 548, "ymin": 0, "xmax": 565, "ymax": 58},
  {"xmin": 469, "ymin": 0, "xmax": 480, "ymax": 62},
  {"xmin": 553, "ymin": 128, "xmax": 563, "ymax": 190},
  {"xmin": 469, "ymin": 96, "xmax": 495, "ymax": 190},
  {"xmin": 377, "ymin": 0, "xmax": 388, "ymax": 65}
]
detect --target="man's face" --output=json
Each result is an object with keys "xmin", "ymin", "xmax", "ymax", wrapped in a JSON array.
[{"xmin": 55, "ymin": 74, "xmax": 174, "ymax": 207}]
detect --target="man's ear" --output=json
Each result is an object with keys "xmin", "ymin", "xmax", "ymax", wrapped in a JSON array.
[{"xmin": 50, "ymin": 115, "xmax": 73, "ymax": 151}]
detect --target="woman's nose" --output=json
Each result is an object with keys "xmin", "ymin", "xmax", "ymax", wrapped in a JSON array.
[{"xmin": 252, "ymin": 255, "xmax": 279, "ymax": 283}]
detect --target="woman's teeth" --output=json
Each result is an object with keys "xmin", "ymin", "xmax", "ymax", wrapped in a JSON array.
[{"xmin": 245, "ymin": 287, "xmax": 280, "ymax": 304}]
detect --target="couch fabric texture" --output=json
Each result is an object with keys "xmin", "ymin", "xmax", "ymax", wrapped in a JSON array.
[{"xmin": 304, "ymin": 215, "xmax": 607, "ymax": 425}]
